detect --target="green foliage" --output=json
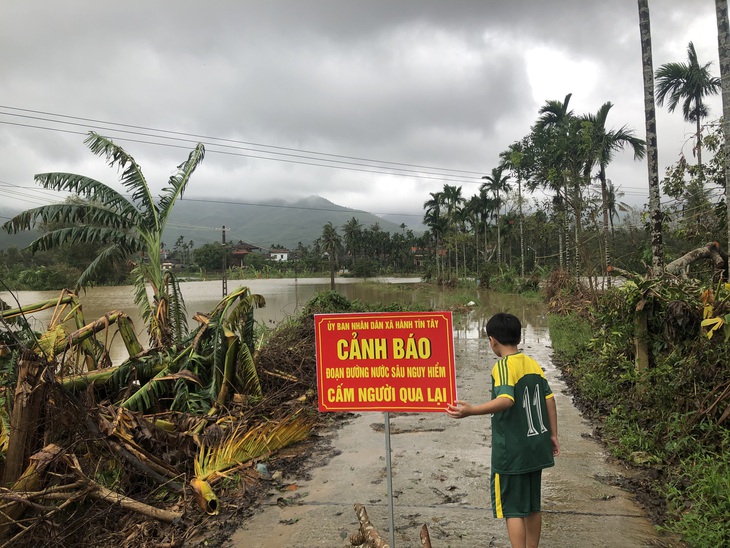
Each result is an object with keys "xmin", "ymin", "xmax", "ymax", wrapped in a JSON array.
[
  {"xmin": 193, "ymin": 242, "xmax": 232, "ymax": 271},
  {"xmin": 350, "ymin": 258, "xmax": 378, "ymax": 278},
  {"xmin": 546, "ymin": 313, "xmax": 593, "ymax": 362},
  {"xmin": 550, "ymin": 278, "xmax": 730, "ymax": 545},
  {"xmin": 304, "ymin": 290, "xmax": 355, "ymax": 314},
  {"xmin": 663, "ymin": 438, "xmax": 730, "ymax": 547}
]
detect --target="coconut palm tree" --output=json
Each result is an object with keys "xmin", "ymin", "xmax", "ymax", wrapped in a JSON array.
[
  {"xmin": 3, "ymin": 132, "xmax": 205, "ymax": 347},
  {"xmin": 320, "ymin": 222, "xmax": 343, "ymax": 290},
  {"xmin": 583, "ymin": 102, "xmax": 645, "ymax": 281},
  {"xmin": 656, "ymin": 41, "xmax": 721, "ymax": 171},
  {"xmin": 481, "ymin": 166, "xmax": 510, "ymax": 268},
  {"xmin": 638, "ymin": 0, "xmax": 664, "ymax": 275}
]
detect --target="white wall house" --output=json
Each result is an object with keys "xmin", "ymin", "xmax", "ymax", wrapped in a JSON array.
[{"xmin": 270, "ymin": 249, "xmax": 289, "ymax": 261}]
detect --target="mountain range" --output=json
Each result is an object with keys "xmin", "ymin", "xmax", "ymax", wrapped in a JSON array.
[
  {"xmin": 0, "ymin": 196, "xmax": 424, "ymax": 251},
  {"xmin": 165, "ymin": 195, "xmax": 422, "ymax": 250}
]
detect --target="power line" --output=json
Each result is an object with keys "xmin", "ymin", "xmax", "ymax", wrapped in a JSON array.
[
  {"xmin": 0, "ymin": 105, "xmax": 486, "ymax": 176},
  {"xmin": 0, "ymin": 118, "xmax": 485, "ymax": 186},
  {"xmin": 0, "ymin": 106, "xmax": 485, "ymax": 183}
]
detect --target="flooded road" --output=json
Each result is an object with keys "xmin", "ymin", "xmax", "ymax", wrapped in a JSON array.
[{"xmin": 223, "ymin": 300, "xmax": 663, "ymax": 548}]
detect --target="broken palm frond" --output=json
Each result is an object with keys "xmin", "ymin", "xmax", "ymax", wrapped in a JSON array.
[
  {"xmin": 194, "ymin": 412, "xmax": 312, "ymax": 483},
  {"xmin": 164, "ymin": 269, "xmax": 189, "ymax": 345},
  {"xmin": 261, "ymin": 368, "xmax": 300, "ymax": 383},
  {"xmin": 221, "ymin": 286, "xmax": 266, "ymax": 352},
  {"xmin": 234, "ymin": 338, "xmax": 261, "ymax": 400},
  {"xmin": 215, "ymin": 335, "xmax": 239, "ymax": 407}
]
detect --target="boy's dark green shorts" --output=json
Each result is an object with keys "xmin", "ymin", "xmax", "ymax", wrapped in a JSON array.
[{"xmin": 490, "ymin": 469, "xmax": 542, "ymax": 518}]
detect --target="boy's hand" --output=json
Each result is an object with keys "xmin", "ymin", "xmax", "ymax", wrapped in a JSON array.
[
  {"xmin": 551, "ymin": 436, "xmax": 560, "ymax": 456},
  {"xmin": 445, "ymin": 400, "xmax": 472, "ymax": 419}
]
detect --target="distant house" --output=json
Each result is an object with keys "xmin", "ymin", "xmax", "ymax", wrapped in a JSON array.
[
  {"xmin": 411, "ymin": 246, "xmax": 445, "ymax": 267},
  {"xmin": 269, "ymin": 247, "xmax": 290, "ymax": 262},
  {"xmin": 162, "ymin": 258, "xmax": 183, "ymax": 270},
  {"xmin": 230, "ymin": 242, "xmax": 261, "ymax": 267}
]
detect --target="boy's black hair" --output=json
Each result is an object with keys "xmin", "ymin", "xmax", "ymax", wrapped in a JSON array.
[{"xmin": 485, "ymin": 312, "xmax": 521, "ymax": 346}]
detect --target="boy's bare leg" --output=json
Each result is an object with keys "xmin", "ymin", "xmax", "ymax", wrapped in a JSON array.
[
  {"xmin": 525, "ymin": 512, "xmax": 542, "ymax": 547},
  {"xmin": 505, "ymin": 513, "xmax": 542, "ymax": 548},
  {"xmin": 506, "ymin": 517, "xmax": 526, "ymax": 547}
]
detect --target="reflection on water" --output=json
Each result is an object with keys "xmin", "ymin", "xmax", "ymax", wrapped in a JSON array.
[{"xmin": 1, "ymin": 278, "xmax": 548, "ymax": 364}]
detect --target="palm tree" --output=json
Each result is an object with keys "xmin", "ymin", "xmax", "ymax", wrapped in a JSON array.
[
  {"xmin": 656, "ymin": 41, "xmax": 721, "ymax": 171},
  {"xmin": 534, "ymin": 94, "xmax": 576, "ymax": 271},
  {"xmin": 583, "ymin": 102, "xmax": 646, "ymax": 282},
  {"xmin": 320, "ymin": 222, "xmax": 343, "ymax": 290},
  {"xmin": 638, "ymin": 0, "xmax": 664, "ymax": 275},
  {"xmin": 423, "ymin": 191, "xmax": 444, "ymax": 279},
  {"xmin": 500, "ymin": 141, "xmax": 528, "ymax": 277},
  {"xmin": 481, "ymin": 166, "xmax": 510, "ymax": 267},
  {"xmin": 342, "ymin": 217, "xmax": 362, "ymax": 265},
  {"xmin": 716, "ymin": 0, "xmax": 730, "ymax": 260},
  {"xmin": 440, "ymin": 184, "xmax": 464, "ymax": 278},
  {"xmin": 3, "ymin": 132, "xmax": 205, "ymax": 347}
]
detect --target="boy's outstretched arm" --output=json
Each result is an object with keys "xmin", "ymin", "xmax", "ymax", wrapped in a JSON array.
[
  {"xmin": 546, "ymin": 396, "xmax": 560, "ymax": 456},
  {"xmin": 445, "ymin": 397, "xmax": 513, "ymax": 418}
]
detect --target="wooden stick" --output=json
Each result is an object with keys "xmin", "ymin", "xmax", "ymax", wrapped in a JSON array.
[
  {"xmin": 420, "ymin": 523, "xmax": 432, "ymax": 547},
  {"xmin": 66, "ymin": 455, "xmax": 182, "ymax": 523},
  {"xmin": 353, "ymin": 503, "xmax": 389, "ymax": 548}
]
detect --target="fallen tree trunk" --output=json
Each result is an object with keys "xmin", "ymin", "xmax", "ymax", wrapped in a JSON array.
[{"xmin": 665, "ymin": 242, "xmax": 728, "ymax": 282}]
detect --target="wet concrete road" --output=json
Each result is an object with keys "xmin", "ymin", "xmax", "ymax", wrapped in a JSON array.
[{"xmin": 225, "ymin": 326, "xmax": 664, "ymax": 547}]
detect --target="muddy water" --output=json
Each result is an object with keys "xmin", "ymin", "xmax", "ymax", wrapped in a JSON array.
[
  {"xmin": 225, "ymin": 295, "xmax": 663, "ymax": 548},
  {"xmin": 0, "ymin": 277, "xmax": 420, "ymax": 364}
]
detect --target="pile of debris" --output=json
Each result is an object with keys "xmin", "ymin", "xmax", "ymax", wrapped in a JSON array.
[{"xmin": 0, "ymin": 286, "xmax": 334, "ymax": 547}]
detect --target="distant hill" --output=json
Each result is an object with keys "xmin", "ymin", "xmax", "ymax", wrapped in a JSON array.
[
  {"xmin": 0, "ymin": 207, "xmax": 38, "ymax": 250},
  {"xmin": 0, "ymin": 196, "xmax": 422, "ymax": 252},
  {"xmin": 164, "ymin": 195, "xmax": 422, "ymax": 250}
]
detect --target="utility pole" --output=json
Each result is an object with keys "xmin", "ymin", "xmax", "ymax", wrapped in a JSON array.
[{"xmin": 221, "ymin": 225, "xmax": 228, "ymax": 297}]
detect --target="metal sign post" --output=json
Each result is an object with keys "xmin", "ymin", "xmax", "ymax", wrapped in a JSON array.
[
  {"xmin": 314, "ymin": 311, "xmax": 456, "ymax": 548},
  {"xmin": 384, "ymin": 411, "xmax": 395, "ymax": 547}
]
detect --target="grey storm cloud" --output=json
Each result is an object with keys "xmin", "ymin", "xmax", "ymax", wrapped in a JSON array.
[{"xmin": 0, "ymin": 0, "xmax": 723, "ymax": 222}]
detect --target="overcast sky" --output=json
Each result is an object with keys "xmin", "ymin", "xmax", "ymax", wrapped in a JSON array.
[{"xmin": 0, "ymin": 1, "xmax": 724, "ymax": 230}]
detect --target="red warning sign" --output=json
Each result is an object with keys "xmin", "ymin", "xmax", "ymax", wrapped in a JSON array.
[{"xmin": 315, "ymin": 311, "xmax": 456, "ymax": 412}]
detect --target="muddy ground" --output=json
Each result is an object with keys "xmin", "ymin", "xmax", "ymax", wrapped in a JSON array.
[{"xmin": 205, "ymin": 329, "xmax": 684, "ymax": 548}]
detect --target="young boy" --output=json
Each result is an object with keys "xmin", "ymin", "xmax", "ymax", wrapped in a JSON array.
[{"xmin": 446, "ymin": 312, "xmax": 559, "ymax": 548}]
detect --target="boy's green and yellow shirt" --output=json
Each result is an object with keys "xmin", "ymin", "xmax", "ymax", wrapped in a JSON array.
[{"xmin": 490, "ymin": 353, "xmax": 555, "ymax": 474}]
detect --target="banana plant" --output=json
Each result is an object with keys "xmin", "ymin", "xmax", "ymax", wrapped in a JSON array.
[
  {"xmin": 119, "ymin": 285, "xmax": 265, "ymax": 414},
  {"xmin": 2, "ymin": 132, "xmax": 205, "ymax": 349}
]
